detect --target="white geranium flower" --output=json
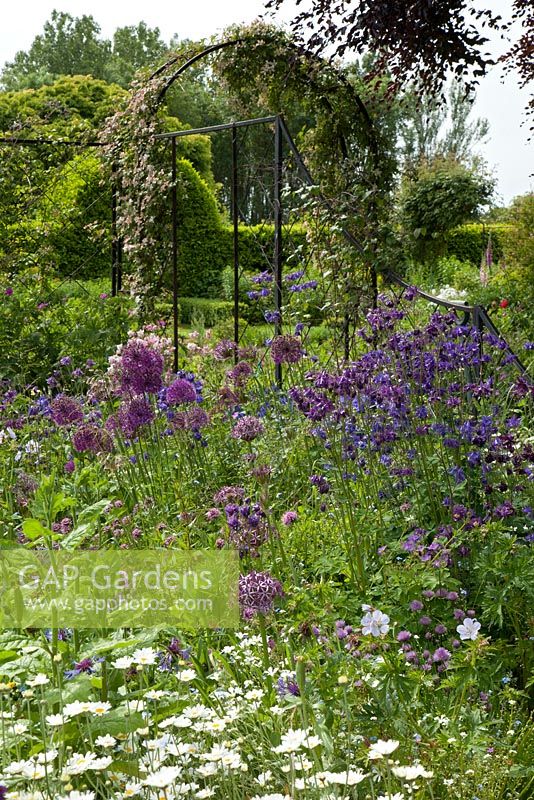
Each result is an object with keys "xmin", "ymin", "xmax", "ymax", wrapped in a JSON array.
[
  {"xmin": 368, "ymin": 739, "xmax": 400, "ymax": 759},
  {"xmin": 361, "ymin": 609, "xmax": 390, "ymax": 637},
  {"xmin": 456, "ymin": 617, "xmax": 481, "ymax": 640}
]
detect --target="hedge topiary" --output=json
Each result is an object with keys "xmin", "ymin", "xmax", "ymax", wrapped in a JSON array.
[{"xmin": 172, "ymin": 158, "xmax": 228, "ymax": 298}]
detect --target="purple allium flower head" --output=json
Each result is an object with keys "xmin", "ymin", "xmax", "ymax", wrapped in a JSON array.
[
  {"xmin": 72, "ymin": 424, "xmax": 113, "ymax": 454},
  {"xmin": 419, "ymin": 616, "xmax": 432, "ymax": 626},
  {"xmin": 409, "ymin": 599, "xmax": 424, "ymax": 612},
  {"xmin": 270, "ymin": 334, "xmax": 304, "ymax": 365},
  {"xmin": 433, "ymin": 647, "xmax": 451, "ymax": 662},
  {"xmin": 185, "ymin": 407, "xmax": 209, "ymax": 431},
  {"xmin": 118, "ymin": 396, "xmax": 154, "ymax": 436},
  {"xmin": 166, "ymin": 378, "xmax": 197, "ymax": 405},
  {"xmin": 51, "ymin": 395, "xmax": 84, "ymax": 426},
  {"xmin": 226, "ymin": 361, "xmax": 253, "ymax": 386},
  {"xmin": 59, "ymin": 356, "xmax": 71, "ymax": 366},
  {"xmin": 239, "ymin": 570, "xmax": 283, "ymax": 618},
  {"xmin": 120, "ymin": 341, "xmax": 163, "ymax": 396},
  {"xmin": 281, "ymin": 511, "xmax": 298, "ymax": 526},
  {"xmin": 434, "ymin": 624, "xmax": 447, "ymax": 635},
  {"xmin": 4, "ymin": 287, "xmax": 13, "ymax": 296},
  {"xmin": 213, "ymin": 339, "xmax": 237, "ymax": 361},
  {"xmin": 397, "ymin": 630, "xmax": 412, "ymax": 642},
  {"xmin": 64, "ymin": 459, "xmax": 75, "ymax": 474},
  {"xmin": 231, "ymin": 415, "xmax": 264, "ymax": 442}
]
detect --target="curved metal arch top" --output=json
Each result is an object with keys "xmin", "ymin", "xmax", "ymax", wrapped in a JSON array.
[{"xmin": 147, "ymin": 34, "xmax": 379, "ymax": 163}]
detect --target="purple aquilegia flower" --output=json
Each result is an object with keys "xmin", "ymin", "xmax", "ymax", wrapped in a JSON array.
[
  {"xmin": 239, "ymin": 570, "xmax": 283, "ymax": 618},
  {"xmin": 72, "ymin": 424, "xmax": 113, "ymax": 454},
  {"xmin": 270, "ymin": 335, "xmax": 304, "ymax": 365},
  {"xmin": 231, "ymin": 416, "xmax": 264, "ymax": 442},
  {"xmin": 118, "ymin": 396, "xmax": 154, "ymax": 436},
  {"xmin": 166, "ymin": 378, "xmax": 197, "ymax": 405},
  {"xmin": 120, "ymin": 341, "xmax": 163, "ymax": 396},
  {"xmin": 310, "ymin": 474, "xmax": 330, "ymax": 494},
  {"xmin": 51, "ymin": 395, "xmax": 84, "ymax": 426}
]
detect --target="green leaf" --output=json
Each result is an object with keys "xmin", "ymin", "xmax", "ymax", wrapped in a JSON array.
[{"xmin": 22, "ymin": 519, "xmax": 47, "ymax": 540}]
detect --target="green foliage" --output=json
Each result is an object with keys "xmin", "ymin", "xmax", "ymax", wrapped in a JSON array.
[
  {"xmin": 173, "ymin": 159, "xmax": 227, "ymax": 298},
  {"xmin": 0, "ymin": 276, "xmax": 132, "ymax": 384},
  {"xmin": 104, "ymin": 23, "xmax": 168, "ymax": 87},
  {"xmin": 29, "ymin": 152, "xmax": 110, "ymax": 279},
  {"xmin": 0, "ymin": 11, "xmax": 167, "ymax": 91},
  {"xmin": 400, "ymin": 157, "xmax": 495, "ymax": 261},
  {"xmin": 1, "ymin": 11, "xmax": 111, "ymax": 90},
  {"xmin": 0, "ymin": 75, "xmax": 125, "ymax": 134},
  {"xmin": 445, "ymin": 223, "xmax": 511, "ymax": 266},
  {"xmin": 158, "ymin": 297, "xmax": 238, "ymax": 327},
  {"xmin": 503, "ymin": 193, "xmax": 534, "ymax": 276}
]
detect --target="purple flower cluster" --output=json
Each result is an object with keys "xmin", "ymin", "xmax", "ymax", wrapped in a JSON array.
[
  {"xmin": 117, "ymin": 396, "xmax": 154, "ymax": 436},
  {"xmin": 226, "ymin": 361, "xmax": 253, "ymax": 386},
  {"xmin": 223, "ymin": 499, "xmax": 271, "ymax": 557},
  {"xmin": 213, "ymin": 339, "xmax": 237, "ymax": 361},
  {"xmin": 51, "ymin": 395, "xmax": 83, "ymax": 426},
  {"xmin": 72, "ymin": 424, "xmax": 113, "ymax": 454},
  {"xmin": 166, "ymin": 378, "xmax": 197, "ymax": 405},
  {"xmin": 231, "ymin": 415, "xmax": 264, "ymax": 442},
  {"xmin": 239, "ymin": 570, "xmax": 283, "ymax": 618},
  {"xmin": 270, "ymin": 335, "xmax": 304, "ymax": 365},
  {"xmin": 120, "ymin": 341, "xmax": 163, "ymax": 396}
]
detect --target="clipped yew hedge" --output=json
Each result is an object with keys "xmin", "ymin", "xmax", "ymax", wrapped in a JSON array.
[{"xmin": 445, "ymin": 223, "xmax": 513, "ymax": 266}]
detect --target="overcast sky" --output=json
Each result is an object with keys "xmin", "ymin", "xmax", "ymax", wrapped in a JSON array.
[{"xmin": 0, "ymin": 0, "xmax": 531, "ymax": 204}]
